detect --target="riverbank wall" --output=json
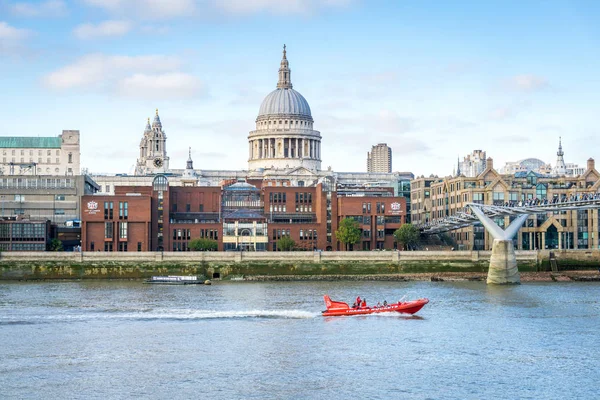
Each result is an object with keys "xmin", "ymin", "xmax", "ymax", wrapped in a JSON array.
[{"xmin": 1, "ymin": 249, "xmax": 597, "ymax": 281}]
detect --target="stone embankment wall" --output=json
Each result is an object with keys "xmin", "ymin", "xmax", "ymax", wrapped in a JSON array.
[{"xmin": 0, "ymin": 250, "xmax": 553, "ymax": 281}]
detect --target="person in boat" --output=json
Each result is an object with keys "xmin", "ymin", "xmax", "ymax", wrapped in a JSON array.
[
  {"xmin": 352, "ymin": 302, "xmax": 358, "ymax": 309},
  {"xmin": 361, "ymin": 299, "xmax": 366, "ymax": 308},
  {"xmin": 383, "ymin": 300, "xmax": 388, "ymax": 306},
  {"xmin": 356, "ymin": 296, "xmax": 361, "ymax": 306},
  {"xmin": 376, "ymin": 302, "xmax": 382, "ymax": 308}
]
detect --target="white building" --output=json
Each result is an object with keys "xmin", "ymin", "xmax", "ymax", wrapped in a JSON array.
[
  {"xmin": 457, "ymin": 150, "xmax": 486, "ymax": 177},
  {"xmin": 0, "ymin": 131, "xmax": 80, "ymax": 176}
]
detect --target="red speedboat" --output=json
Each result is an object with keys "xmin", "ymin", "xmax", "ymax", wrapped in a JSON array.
[{"xmin": 322, "ymin": 295, "xmax": 428, "ymax": 317}]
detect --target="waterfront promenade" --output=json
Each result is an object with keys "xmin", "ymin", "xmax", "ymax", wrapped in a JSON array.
[{"xmin": 1, "ymin": 250, "xmax": 598, "ymax": 281}]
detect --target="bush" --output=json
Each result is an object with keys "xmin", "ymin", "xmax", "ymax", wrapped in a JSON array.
[{"xmin": 189, "ymin": 238, "xmax": 218, "ymax": 251}]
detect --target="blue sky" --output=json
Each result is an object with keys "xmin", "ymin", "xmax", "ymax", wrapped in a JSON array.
[{"xmin": 1, "ymin": 0, "xmax": 599, "ymax": 176}]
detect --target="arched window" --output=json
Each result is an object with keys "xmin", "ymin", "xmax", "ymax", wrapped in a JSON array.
[
  {"xmin": 153, "ymin": 175, "xmax": 169, "ymax": 192},
  {"xmin": 68, "ymin": 153, "xmax": 73, "ymax": 163}
]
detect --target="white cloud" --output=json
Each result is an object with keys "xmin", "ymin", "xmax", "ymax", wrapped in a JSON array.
[
  {"xmin": 73, "ymin": 20, "xmax": 132, "ymax": 39},
  {"xmin": 119, "ymin": 72, "xmax": 202, "ymax": 98},
  {"xmin": 215, "ymin": 0, "xmax": 352, "ymax": 15},
  {"xmin": 0, "ymin": 21, "xmax": 30, "ymax": 40},
  {"xmin": 489, "ymin": 107, "xmax": 512, "ymax": 121},
  {"xmin": 82, "ymin": 0, "xmax": 196, "ymax": 19},
  {"xmin": 9, "ymin": 0, "xmax": 67, "ymax": 17},
  {"xmin": 509, "ymin": 74, "xmax": 549, "ymax": 92},
  {"xmin": 43, "ymin": 54, "xmax": 182, "ymax": 90},
  {"xmin": 82, "ymin": 0, "xmax": 352, "ymax": 18}
]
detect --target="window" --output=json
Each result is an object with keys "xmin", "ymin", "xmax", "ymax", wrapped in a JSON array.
[
  {"xmin": 119, "ymin": 222, "xmax": 128, "ymax": 239},
  {"xmin": 105, "ymin": 222, "xmax": 113, "ymax": 239},
  {"xmin": 68, "ymin": 153, "xmax": 72, "ymax": 163},
  {"xmin": 118, "ymin": 242, "xmax": 127, "ymax": 252},
  {"xmin": 104, "ymin": 201, "xmax": 113, "ymax": 219},
  {"xmin": 47, "ymin": 150, "xmax": 51, "ymax": 156},
  {"xmin": 137, "ymin": 242, "xmax": 142, "ymax": 251},
  {"xmin": 14, "ymin": 194, "xmax": 25, "ymax": 202},
  {"xmin": 119, "ymin": 202, "xmax": 128, "ymax": 219},
  {"xmin": 55, "ymin": 194, "xmax": 65, "ymax": 201},
  {"xmin": 90, "ymin": 241, "xmax": 95, "ymax": 251},
  {"xmin": 54, "ymin": 209, "xmax": 65, "ymax": 215},
  {"xmin": 104, "ymin": 242, "xmax": 113, "ymax": 252}
]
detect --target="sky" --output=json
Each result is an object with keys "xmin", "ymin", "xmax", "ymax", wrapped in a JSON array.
[{"xmin": 1, "ymin": 0, "xmax": 599, "ymax": 177}]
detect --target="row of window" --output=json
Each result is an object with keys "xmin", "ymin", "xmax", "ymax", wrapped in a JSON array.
[
  {"xmin": 104, "ymin": 222, "xmax": 128, "ymax": 239},
  {"xmin": 362, "ymin": 202, "xmax": 387, "ymax": 214},
  {"xmin": 0, "ymin": 178, "xmax": 74, "ymax": 189},
  {"xmin": 89, "ymin": 241, "xmax": 142, "ymax": 251},
  {"xmin": 2, "ymin": 149, "xmax": 65, "ymax": 157},
  {"xmin": 12, "ymin": 194, "xmax": 66, "ymax": 202},
  {"xmin": 104, "ymin": 202, "xmax": 128, "ymax": 220}
]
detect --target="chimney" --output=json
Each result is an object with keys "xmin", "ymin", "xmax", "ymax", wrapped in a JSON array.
[
  {"xmin": 587, "ymin": 158, "xmax": 595, "ymax": 170},
  {"xmin": 486, "ymin": 157, "xmax": 493, "ymax": 170}
]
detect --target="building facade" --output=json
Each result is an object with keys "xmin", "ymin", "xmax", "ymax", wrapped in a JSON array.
[
  {"xmin": 411, "ymin": 158, "xmax": 600, "ymax": 251},
  {"xmin": 81, "ymin": 175, "xmax": 408, "ymax": 252},
  {"xmin": 0, "ymin": 175, "xmax": 99, "ymax": 225},
  {"xmin": 0, "ymin": 217, "xmax": 50, "ymax": 251},
  {"xmin": 0, "ymin": 131, "xmax": 80, "ymax": 176},
  {"xmin": 367, "ymin": 143, "xmax": 392, "ymax": 173}
]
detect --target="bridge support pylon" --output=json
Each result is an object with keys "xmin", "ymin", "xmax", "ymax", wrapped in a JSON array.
[{"xmin": 469, "ymin": 206, "xmax": 529, "ymax": 284}]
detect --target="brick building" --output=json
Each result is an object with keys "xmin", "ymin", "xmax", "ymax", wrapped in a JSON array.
[{"xmin": 80, "ymin": 175, "xmax": 408, "ymax": 252}]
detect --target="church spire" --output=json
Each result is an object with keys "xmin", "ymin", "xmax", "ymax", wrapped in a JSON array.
[
  {"xmin": 456, "ymin": 156, "xmax": 461, "ymax": 176},
  {"xmin": 553, "ymin": 136, "xmax": 566, "ymax": 175},
  {"xmin": 186, "ymin": 147, "xmax": 193, "ymax": 170},
  {"xmin": 277, "ymin": 44, "xmax": 293, "ymax": 89}
]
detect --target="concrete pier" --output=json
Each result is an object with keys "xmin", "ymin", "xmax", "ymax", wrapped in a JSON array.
[{"xmin": 487, "ymin": 240, "xmax": 520, "ymax": 284}]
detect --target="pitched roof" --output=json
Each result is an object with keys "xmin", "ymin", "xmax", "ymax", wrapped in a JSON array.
[{"xmin": 0, "ymin": 137, "xmax": 61, "ymax": 148}]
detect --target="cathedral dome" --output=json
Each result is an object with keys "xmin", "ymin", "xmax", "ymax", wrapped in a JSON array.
[{"xmin": 258, "ymin": 88, "xmax": 312, "ymax": 118}]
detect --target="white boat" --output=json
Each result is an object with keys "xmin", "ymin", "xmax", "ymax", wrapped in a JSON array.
[{"xmin": 144, "ymin": 276, "xmax": 204, "ymax": 285}]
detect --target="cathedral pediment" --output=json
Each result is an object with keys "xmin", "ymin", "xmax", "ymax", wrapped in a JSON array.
[{"xmin": 285, "ymin": 166, "xmax": 318, "ymax": 176}]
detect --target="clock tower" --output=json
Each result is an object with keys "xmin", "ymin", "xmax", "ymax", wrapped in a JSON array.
[{"xmin": 135, "ymin": 109, "xmax": 170, "ymax": 175}]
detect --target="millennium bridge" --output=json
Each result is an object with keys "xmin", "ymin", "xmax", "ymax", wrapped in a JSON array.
[{"xmin": 415, "ymin": 194, "xmax": 600, "ymax": 284}]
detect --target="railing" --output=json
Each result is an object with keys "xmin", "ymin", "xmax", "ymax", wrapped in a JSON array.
[{"xmin": 418, "ymin": 193, "xmax": 600, "ymax": 234}]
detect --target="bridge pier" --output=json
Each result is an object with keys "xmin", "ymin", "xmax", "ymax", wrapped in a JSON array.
[
  {"xmin": 488, "ymin": 239, "xmax": 520, "ymax": 284},
  {"xmin": 470, "ymin": 206, "xmax": 529, "ymax": 284}
]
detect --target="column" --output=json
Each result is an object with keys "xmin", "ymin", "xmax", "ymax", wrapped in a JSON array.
[
  {"xmin": 267, "ymin": 138, "xmax": 271, "ymax": 159},
  {"xmin": 541, "ymin": 232, "xmax": 546, "ymax": 250},
  {"xmin": 529, "ymin": 232, "xmax": 533, "ymax": 250},
  {"xmin": 558, "ymin": 231, "xmax": 562, "ymax": 250},
  {"xmin": 299, "ymin": 139, "xmax": 303, "ymax": 158},
  {"xmin": 317, "ymin": 141, "xmax": 320, "ymax": 160},
  {"xmin": 310, "ymin": 140, "xmax": 314, "ymax": 158}
]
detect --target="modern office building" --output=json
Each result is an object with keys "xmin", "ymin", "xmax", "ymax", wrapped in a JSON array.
[
  {"xmin": 0, "ymin": 217, "xmax": 50, "ymax": 251},
  {"xmin": 367, "ymin": 143, "xmax": 392, "ymax": 173},
  {"xmin": 0, "ymin": 175, "xmax": 99, "ymax": 225}
]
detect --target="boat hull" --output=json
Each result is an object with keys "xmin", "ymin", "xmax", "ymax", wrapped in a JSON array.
[{"xmin": 321, "ymin": 296, "xmax": 428, "ymax": 317}]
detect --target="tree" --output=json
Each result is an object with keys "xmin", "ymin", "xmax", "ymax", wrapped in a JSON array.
[
  {"xmin": 189, "ymin": 238, "xmax": 218, "ymax": 251},
  {"xmin": 276, "ymin": 236, "xmax": 296, "ymax": 251},
  {"xmin": 48, "ymin": 238, "xmax": 63, "ymax": 252},
  {"xmin": 393, "ymin": 224, "xmax": 420, "ymax": 251},
  {"xmin": 335, "ymin": 218, "xmax": 361, "ymax": 250}
]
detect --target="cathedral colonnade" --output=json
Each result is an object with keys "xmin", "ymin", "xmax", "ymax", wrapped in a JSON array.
[{"xmin": 248, "ymin": 137, "xmax": 321, "ymax": 160}]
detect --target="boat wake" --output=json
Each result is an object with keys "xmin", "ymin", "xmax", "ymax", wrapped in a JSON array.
[{"xmin": 0, "ymin": 309, "xmax": 319, "ymax": 324}]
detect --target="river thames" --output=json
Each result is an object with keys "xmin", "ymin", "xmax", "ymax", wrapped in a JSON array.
[{"xmin": 1, "ymin": 280, "xmax": 598, "ymax": 399}]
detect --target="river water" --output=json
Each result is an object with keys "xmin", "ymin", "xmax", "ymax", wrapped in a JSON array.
[{"xmin": 1, "ymin": 280, "xmax": 599, "ymax": 400}]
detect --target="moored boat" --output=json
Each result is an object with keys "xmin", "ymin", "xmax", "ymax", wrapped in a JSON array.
[
  {"xmin": 322, "ymin": 295, "xmax": 428, "ymax": 317},
  {"xmin": 144, "ymin": 276, "xmax": 205, "ymax": 285}
]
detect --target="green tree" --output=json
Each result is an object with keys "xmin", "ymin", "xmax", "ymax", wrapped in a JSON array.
[
  {"xmin": 335, "ymin": 218, "xmax": 361, "ymax": 250},
  {"xmin": 48, "ymin": 238, "xmax": 63, "ymax": 252},
  {"xmin": 276, "ymin": 236, "xmax": 296, "ymax": 251},
  {"xmin": 189, "ymin": 238, "xmax": 218, "ymax": 251},
  {"xmin": 393, "ymin": 224, "xmax": 420, "ymax": 251}
]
